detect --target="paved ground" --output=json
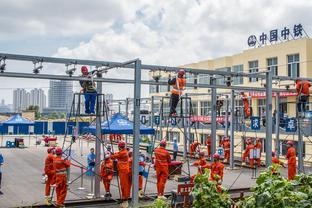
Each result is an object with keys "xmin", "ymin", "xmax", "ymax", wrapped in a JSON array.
[{"xmin": 0, "ymin": 135, "xmax": 307, "ymax": 208}]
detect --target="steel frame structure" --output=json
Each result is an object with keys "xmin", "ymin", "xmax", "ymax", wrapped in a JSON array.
[{"xmin": 0, "ymin": 52, "xmax": 310, "ymax": 206}]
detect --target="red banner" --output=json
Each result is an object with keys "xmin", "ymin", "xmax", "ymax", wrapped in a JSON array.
[
  {"xmin": 248, "ymin": 91, "xmax": 297, "ymax": 98},
  {"xmin": 191, "ymin": 116, "xmax": 226, "ymax": 123}
]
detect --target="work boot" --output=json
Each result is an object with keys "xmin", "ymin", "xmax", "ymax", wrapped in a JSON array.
[
  {"xmin": 120, "ymin": 200, "xmax": 129, "ymax": 208},
  {"xmin": 44, "ymin": 196, "xmax": 52, "ymax": 205},
  {"xmin": 138, "ymin": 190, "xmax": 144, "ymax": 198}
]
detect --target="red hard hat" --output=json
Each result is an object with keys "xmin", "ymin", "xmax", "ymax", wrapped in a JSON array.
[
  {"xmin": 47, "ymin": 147, "xmax": 54, "ymax": 153},
  {"xmin": 160, "ymin": 140, "xmax": 167, "ymax": 146},
  {"xmin": 55, "ymin": 147, "xmax": 62, "ymax": 155},
  {"xmin": 178, "ymin": 69, "xmax": 185, "ymax": 76},
  {"xmin": 287, "ymin": 141, "xmax": 294, "ymax": 146},
  {"xmin": 118, "ymin": 140, "xmax": 126, "ymax": 148},
  {"xmin": 200, "ymin": 152, "xmax": 205, "ymax": 157},
  {"xmin": 81, "ymin": 66, "xmax": 89, "ymax": 75},
  {"xmin": 213, "ymin": 153, "xmax": 221, "ymax": 160}
]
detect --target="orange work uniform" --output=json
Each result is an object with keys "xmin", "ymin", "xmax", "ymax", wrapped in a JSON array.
[
  {"xmin": 53, "ymin": 156, "xmax": 70, "ymax": 206},
  {"xmin": 255, "ymin": 141, "xmax": 262, "ymax": 167},
  {"xmin": 128, "ymin": 156, "xmax": 133, "ymax": 197},
  {"xmin": 223, "ymin": 140, "xmax": 230, "ymax": 162},
  {"xmin": 242, "ymin": 94, "xmax": 251, "ymax": 118},
  {"xmin": 190, "ymin": 157, "xmax": 207, "ymax": 183},
  {"xmin": 286, "ymin": 147, "xmax": 296, "ymax": 180},
  {"xmin": 154, "ymin": 147, "xmax": 171, "ymax": 196},
  {"xmin": 189, "ymin": 141, "xmax": 199, "ymax": 157},
  {"xmin": 111, "ymin": 149, "xmax": 130, "ymax": 199},
  {"xmin": 296, "ymin": 80, "xmax": 311, "ymax": 96},
  {"xmin": 44, "ymin": 153, "xmax": 55, "ymax": 197},
  {"xmin": 170, "ymin": 77, "xmax": 186, "ymax": 95},
  {"xmin": 100, "ymin": 158, "xmax": 114, "ymax": 193},
  {"xmin": 210, "ymin": 161, "xmax": 225, "ymax": 182},
  {"xmin": 272, "ymin": 156, "xmax": 284, "ymax": 174},
  {"xmin": 205, "ymin": 137, "xmax": 211, "ymax": 157},
  {"xmin": 242, "ymin": 144, "xmax": 254, "ymax": 168}
]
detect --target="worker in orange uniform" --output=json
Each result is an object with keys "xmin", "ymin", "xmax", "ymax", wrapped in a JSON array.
[
  {"xmin": 100, "ymin": 151, "xmax": 114, "ymax": 198},
  {"xmin": 154, "ymin": 140, "xmax": 171, "ymax": 199},
  {"xmin": 189, "ymin": 140, "xmax": 200, "ymax": 158},
  {"xmin": 202, "ymin": 153, "xmax": 224, "ymax": 193},
  {"xmin": 205, "ymin": 135, "xmax": 212, "ymax": 158},
  {"xmin": 255, "ymin": 138, "xmax": 262, "ymax": 167},
  {"xmin": 241, "ymin": 92, "xmax": 251, "ymax": 118},
  {"xmin": 272, "ymin": 152, "xmax": 285, "ymax": 174},
  {"xmin": 190, "ymin": 152, "xmax": 207, "ymax": 183},
  {"xmin": 242, "ymin": 139, "xmax": 254, "ymax": 168},
  {"xmin": 44, "ymin": 147, "xmax": 56, "ymax": 205},
  {"xmin": 295, "ymin": 80, "xmax": 311, "ymax": 117},
  {"xmin": 168, "ymin": 69, "xmax": 186, "ymax": 117},
  {"xmin": 53, "ymin": 147, "xmax": 70, "ymax": 208},
  {"xmin": 111, "ymin": 141, "xmax": 130, "ymax": 208},
  {"xmin": 222, "ymin": 137, "xmax": 230, "ymax": 163},
  {"xmin": 286, "ymin": 141, "xmax": 296, "ymax": 180}
]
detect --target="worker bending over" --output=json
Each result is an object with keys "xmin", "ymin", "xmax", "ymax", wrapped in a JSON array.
[
  {"xmin": 295, "ymin": 79, "xmax": 311, "ymax": 117},
  {"xmin": 189, "ymin": 140, "xmax": 200, "ymax": 158},
  {"xmin": 168, "ymin": 70, "xmax": 186, "ymax": 117},
  {"xmin": 286, "ymin": 141, "xmax": 296, "ymax": 180},
  {"xmin": 272, "ymin": 152, "xmax": 285, "ymax": 174},
  {"xmin": 242, "ymin": 139, "xmax": 254, "ymax": 168},
  {"xmin": 190, "ymin": 152, "xmax": 207, "ymax": 183},
  {"xmin": 241, "ymin": 92, "xmax": 251, "ymax": 118},
  {"xmin": 53, "ymin": 147, "xmax": 70, "ymax": 208},
  {"xmin": 222, "ymin": 137, "xmax": 230, "ymax": 163},
  {"xmin": 80, "ymin": 66, "xmax": 97, "ymax": 114},
  {"xmin": 100, "ymin": 151, "xmax": 114, "ymax": 198},
  {"xmin": 44, "ymin": 147, "xmax": 56, "ymax": 205},
  {"xmin": 111, "ymin": 141, "xmax": 130, "ymax": 208},
  {"xmin": 255, "ymin": 138, "xmax": 262, "ymax": 167},
  {"xmin": 154, "ymin": 140, "xmax": 171, "ymax": 199}
]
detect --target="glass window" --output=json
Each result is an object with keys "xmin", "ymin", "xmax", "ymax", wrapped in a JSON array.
[
  {"xmin": 232, "ymin": 65, "xmax": 244, "ymax": 85},
  {"xmin": 159, "ymin": 77, "xmax": 169, "ymax": 92},
  {"xmin": 185, "ymin": 74, "xmax": 194, "ymax": 90},
  {"xmin": 200, "ymin": 101, "xmax": 211, "ymax": 116},
  {"xmin": 267, "ymin": 57, "xmax": 278, "ymax": 76},
  {"xmin": 198, "ymin": 74, "xmax": 210, "ymax": 84},
  {"xmin": 215, "ymin": 67, "xmax": 231, "ymax": 85},
  {"xmin": 249, "ymin": 61, "xmax": 258, "ymax": 82},
  {"xmin": 149, "ymin": 82, "xmax": 157, "ymax": 94},
  {"xmin": 258, "ymin": 99, "xmax": 266, "ymax": 116},
  {"xmin": 287, "ymin": 54, "xmax": 300, "ymax": 78}
]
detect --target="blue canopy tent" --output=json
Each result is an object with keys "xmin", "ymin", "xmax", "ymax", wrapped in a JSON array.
[
  {"xmin": 0, "ymin": 114, "xmax": 35, "ymax": 134},
  {"xmin": 84, "ymin": 113, "xmax": 155, "ymax": 135}
]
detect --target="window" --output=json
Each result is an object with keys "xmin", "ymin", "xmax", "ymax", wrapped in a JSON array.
[
  {"xmin": 287, "ymin": 54, "xmax": 300, "ymax": 78},
  {"xmin": 169, "ymin": 132, "xmax": 180, "ymax": 143},
  {"xmin": 149, "ymin": 82, "xmax": 157, "ymax": 94},
  {"xmin": 216, "ymin": 67, "xmax": 231, "ymax": 85},
  {"xmin": 200, "ymin": 101, "xmax": 211, "ymax": 116},
  {"xmin": 191, "ymin": 101, "xmax": 198, "ymax": 116},
  {"xmin": 159, "ymin": 77, "xmax": 169, "ymax": 92},
  {"xmin": 198, "ymin": 74, "xmax": 210, "ymax": 84},
  {"xmin": 232, "ymin": 65, "xmax": 244, "ymax": 85},
  {"xmin": 249, "ymin": 61, "xmax": 258, "ymax": 82},
  {"xmin": 267, "ymin": 57, "xmax": 278, "ymax": 76},
  {"xmin": 258, "ymin": 99, "xmax": 266, "ymax": 116},
  {"xmin": 200, "ymin": 134, "xmax": 210, "ymax": 145},
  {"xmin": 185, "ymin": 74, "xmax": 194, "ymax": 90}
]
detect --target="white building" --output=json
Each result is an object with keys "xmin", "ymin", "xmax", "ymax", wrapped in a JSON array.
[
  {"xmin": 30, "ymin": 88, "xmax": 46, "ymax": 113},
  {"xmin": 47, "ymin": 80, "xmax": 73, "ymax": 113}
]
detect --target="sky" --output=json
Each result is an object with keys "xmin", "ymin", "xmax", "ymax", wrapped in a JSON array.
[{"xmin": 1, "ymin": 0, "xmax": 312, "ymax": 105}]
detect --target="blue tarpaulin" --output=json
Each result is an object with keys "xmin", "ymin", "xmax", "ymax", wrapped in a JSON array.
[
  {"xmin": 84, "ymin": 113, "xmax": 155, "ymax": 135},
  {"xmin": 1, "ymin": 114, "xmax": 34, "ymax": 125}
]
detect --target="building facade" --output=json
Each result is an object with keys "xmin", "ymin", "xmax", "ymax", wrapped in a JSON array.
[
  {"xmin": 47, "ymin": 80, "xmax": 73, "ymax": 113},
  {"xmin": 30, "ymin": 88, "xmax": 46, "ymax": 113},
  {"xmin": 13, "ymin": 88, "xmax": 29, "ymax": 112}
]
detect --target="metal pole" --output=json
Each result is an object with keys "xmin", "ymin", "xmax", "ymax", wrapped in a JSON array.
[
  {"xmin": 125, "ymin": 98, "xmax": 129, "ymax": 143},
  {"xmin": 151, "ymin": 96, "xmax": 155, "ymax": 129},
  {"xmin": 225, "ymin": 95, "xmax": 229, "ymax": 137},
  {"xmin": 230, "ymin": 90, "xmax": 235, "ymax": 169},
  {"xmin": 159, "ymin": 98, "xmax": 164, "ymax": 141},
  {"xmin": 297, "ymin": 107, "xmax": 304, "ymax": 173},
  {"xmin": 131, "ymin": 59, "xmax": 141, "ymax": 207},
  {"xmin": 265, "ymin": 70, "xmax": 273, "ymax": 167},
  {"xmin": 183, "ymin": 97, "xmax": 189, "ymax": 160},
  {"xmin": 94, "ymin": 73, "xmax": 102, "ymax": 198},
  {"xmin": 211, "ymin": 77, "xmax": 217, "ymax": 155},
  {"xmin": 275, "ymin": 92, "xmax": 280, "ymax": 158},
  {"xmin": 77, "ymin": 166, "xmax": 85, "ymax": 190}
]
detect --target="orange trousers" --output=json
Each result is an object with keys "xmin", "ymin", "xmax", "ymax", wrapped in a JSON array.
[
  {"xmin": 288, "ymin": 164, "xmax": 296, "ymax": 180},
  {"xmin": 102, "ymin": 178, "xmax": 112, "ymax": 192},
  {"xmin": 256, "ymin": 158, "xmax": 261, "ymax": 167},
  {"xmin": 55, "ymin": 174, "xmax": 67, "ymax": 206},
  {"xmin": 119, "ymin": 171, "xmax": 130, "ymax": 199},
  {"xmin": 156, "ymin": 166, "xmax": 169, "ymax": 196},
  {"xmin": 45, "ymin": 173, "xmax": 55, "ymax": 196},
  {"xmin": 249, "ymin": 159, "xmax": 254, "ymax": 168},
  {"xmin": 207, "ymin": 146, "xmax": 211, "ymax": 157},
  {"xmin": 139, "ymin": 175, "xmax": 143, "ymax": 190},
  {"xmin": 224, "ymin": 151, "xmax": 230, "ymax": 161}
]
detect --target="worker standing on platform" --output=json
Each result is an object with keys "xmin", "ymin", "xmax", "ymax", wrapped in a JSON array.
[
  {"xmin": 255, "ymin": 138, "xmax": 262, "ymax": 167},
  {"xmin": 101, "ymin": 151, "xmax": 114, "ymax": 198},
  {"xmin": 241, "ymin": 92, "xmax": 251, "ymax": 118},
  {"xmin": 80, "ymin": 66, "xmax": 97, "ymax": 114},
  {"xmin": 222, "ymin": 137, "xmax": 230, "ymax": 163},
  {"xmin": 111, "ymin": 141, "xmax": 130, "ymax": 208},
  {"xmin": 286, "ymin": 141, "xmax": 296, "ymax": 180},
  {"xmin": 295, "ymin": 79, "xmax": 311, "ymax": 117},
  {"xmin": 242, "ymin": 139, "xmax": 254, "ymax": 168},
  {"xmin": 154, "ymin": 140, "xmax": 171, "ymax": 199},
  {"xmin": 44, "ymin": 147, "xmax": 56, "ymax": 205},
  {"xmin": 205, "ymin": 135, "xmax": 212, "ymax": 158},
  {"xmin": 53, "ymin": 147, "xmax": 70, "ymax": 208},
  {"xmin": 168, "ymin": 69, "xmax": 186, "ymax": 117}
]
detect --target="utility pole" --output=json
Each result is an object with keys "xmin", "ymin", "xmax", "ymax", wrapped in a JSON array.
[
  {"xmin": 265, "ymin": 70, "xmax": 273, "ymax": 167},
  {"xmin": 211, "ymin": 77, "xmax": 217, "ymax": 155}
]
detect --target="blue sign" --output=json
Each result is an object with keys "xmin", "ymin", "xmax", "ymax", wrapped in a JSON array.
[
  {"xmin": 154, "ymin": 116, "xmax": 160, "ymax": 125},
  {"xmin": 250, "ymin": 116, "xmax": 260, "ymax": 130},
  {"xmin": 171, "ymin": 117, "xmax": 177, "ymax": 126},
  {"xmin": 248, "ymin": 24, "xmax": 306, "ymax": 47},
  {"xmin": 286, "ymin": 118, "xmax": 297, "ymax": 132}
]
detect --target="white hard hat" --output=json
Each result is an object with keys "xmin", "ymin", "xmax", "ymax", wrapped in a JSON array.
[{"xmin": 104, "ymin": 151, "xmax": 111, "ymax": 159}]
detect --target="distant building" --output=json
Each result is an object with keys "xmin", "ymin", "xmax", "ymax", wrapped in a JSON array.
[
  {"xmin": 29, "ymin": 88, "xmax": 46, "ymax": 113},
  {"xmin": 0, "ymin": 99, "xmax": 11, "ymax": 113},
  {"xmin": 47, "ymin": 80, "xmax": 73, "ymax": 113},
  {"xmin": 13, "ymin": 88, "xmax": 29, "ymax": 112}
]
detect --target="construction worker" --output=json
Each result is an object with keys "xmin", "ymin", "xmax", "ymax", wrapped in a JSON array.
[
  {"xmin": 241, "ymin": 92, "xmax": 251, "ymax": 118},
  {"xmin": 242, "ymin": 138, "xmax": 254, "ymax": 168},
  {"xmin": 222, "ymin": 137, "xmax": 230, "ymax": 163},
  {"xmin": 190, "ymin": 152, "xmax": 207, "ymax": 183},
  {"xmin": 209, "ymin": 153, "xmax": 225, "ymax": 183},
  {"xmin": 286, "ymin": 141, "xmax": 296, "ymax": 180},
  {"xmin": 205, "ymin": 135, "xmax": 212, "ymax": 158},
  {"xmin": 189, "ymin": 140, "xmax": 200, "ymax": 158},
  {"xmin": 138, "ymin": 153, "xmax": 146, "ymax": 198},
  {"xmin": 255, "ymin": 138, "xmax": 262, "ymax": 167},
  {"xmin": 154, "ymin": 140, "xmax": 171, "ymax": 199},
  {"xmin": 272, "ymin": 152, "xmax": 285, "ymax": 174},
  {"xmin": 172, "ymin": 138, "xmax": 178, "ymax": 161},
  {"xmin": 111, "ymin": 141, "xmax": 130, "ymax": 207},
  {"xmin": 100, "ymin": 151, "xmax": 114, "ymax": 198},
  {"xmin": 216, "ymin": 98, "xmax": 224, "ymax": 116},
  {"xmin": 295, "ymin": 79, "xmax": 311, "ymax": 117},
  {"xmin": 168, "ymin": 69, "xmax": 186, "ymax": 117},
  {"xmin": 53, "ymin": 147, "xmax": 70, "ymax": 208},
  {"xmin": 80, "ymin": 66, "xmax": 97, "ymax": 114},
  {"xmin": 44, "ymin": 147, "xmax": 56, "ymax": 205},
  {"xmin": 87, "ymin": 148, "xmax": 95, "ymax": 176}
]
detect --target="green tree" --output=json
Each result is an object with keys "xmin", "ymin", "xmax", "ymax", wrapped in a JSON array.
[{"xmin": 27, "ymin": 105, "xmax": 40, "ymax": 119}]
